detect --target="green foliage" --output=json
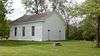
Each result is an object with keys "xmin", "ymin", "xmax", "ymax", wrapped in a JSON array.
[
  {"xmin": 0, "ymin": 0, "xmax": 10, "ymax": 40},
  {"xmin": 0, "ymin": 19, "xmax": 10, "ymax": 40},
  {"xmin": 66, "ymin": 0, "xmax": 100, "ymax": 42},
  {"xmin": 66, "ymin": 25, "xmax": 83, "ymax": 40},
  {"xmin": 71, "ymin": 0, "xmax": 100, "ymax": 17},
  {"xmin": 67, "ymin": 17, "xmax": 96, "ymax": 41},
  {"xmin": 0, "ymin": 0, "xmax": 7, "ymax": 21},
  {"xmin": 67, "ymin": 20, "xmax": 96, "ymax": 41},
  {"xmin": 79, "ymin": 17, "xmax": 96, "ymax": 41},
  {"xmin": 75, "ymin": 0, "xmax": 100, "ymax": 41},
  {"xmin": 82, "ymin": 0, "xmax": 100, "ymax": 16}
]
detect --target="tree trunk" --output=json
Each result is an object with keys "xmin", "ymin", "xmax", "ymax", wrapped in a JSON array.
[
  {"xmin": 96, "ymin": 16, "xmax": 100, "ymax": 47},
  {"xmin": 66, "ymin": 20, "xmax": 69, "ymax": 39}
]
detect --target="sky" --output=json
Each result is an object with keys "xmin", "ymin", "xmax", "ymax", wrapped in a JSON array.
[
  {"xmin": 7, "ymin": 0, "xmax": 25, "ymax": 20},
  {"xmin": 7, "ymin": 0, "xmax": 85, "ymax": 21}
]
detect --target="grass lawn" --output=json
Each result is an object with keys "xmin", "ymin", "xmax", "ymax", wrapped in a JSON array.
[{"xmin": 0, "ymin": 40, "xmax": 100, "ymax": 56}]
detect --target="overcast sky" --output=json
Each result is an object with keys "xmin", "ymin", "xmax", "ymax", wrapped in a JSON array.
[
  {"xmin": 6, "ymin": 0, "xmax": 25, "ymax": 20},
  {"xmin": 7, "ymin": 0, "xmax": 85, "ymax": 20}
]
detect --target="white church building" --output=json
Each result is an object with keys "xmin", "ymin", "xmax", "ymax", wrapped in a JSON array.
[{"xmin": 10, "ymin": 11, "xmax": 66, "ymax": 41}]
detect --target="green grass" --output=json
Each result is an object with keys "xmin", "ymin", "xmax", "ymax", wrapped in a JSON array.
[{"xmin": 0, "ymin": 40, "xmax": 100, "ymax": 56}]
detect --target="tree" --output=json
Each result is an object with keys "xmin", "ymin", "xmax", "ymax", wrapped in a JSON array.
[
  {"xmin": 0, "ymin": 20, "xmax": 10, "ymax": 40},
  {"xmin": 79, "ymin": 17, "xmax": 96, "ymax": 41},
  {"xmin": 22, "ymin": 0, "xmax": 47, "ymax": 14},
  {"xmin": 71, "ymin": 0, "xmax": 100, "ymax": 47},
  {"xmin": 0, "ymin": 0, "xmax": 12, "ymax": 40},
  {"xmin": 0, "ymin": 0, "xmax": 7, "ymax": 21}
]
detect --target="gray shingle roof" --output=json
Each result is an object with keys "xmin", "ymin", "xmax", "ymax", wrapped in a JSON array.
[{"xmin": 11, "ymin": 12, "xmax": 49, "ymax": 25}]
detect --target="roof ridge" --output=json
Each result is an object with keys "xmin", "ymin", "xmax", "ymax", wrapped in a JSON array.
[{"xmin": 11, "ymin": 12, "xmax": 50, "ymax": 25}]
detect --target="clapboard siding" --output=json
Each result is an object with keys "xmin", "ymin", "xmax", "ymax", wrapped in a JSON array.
[
  {"xmin": 10, "ymin": 22, "xmax": 43, "ymax": 41},
  {"xmin": 42, "ymin": 12, "xmax": 65, "ymax": 41}
]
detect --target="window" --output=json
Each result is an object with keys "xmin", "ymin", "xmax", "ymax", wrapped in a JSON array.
[
  {"xmin": 32, "ymin": 26, "xmax": 35, "ymax": 36},
  {"xmin": 15, "ymin": 27, "xmax": 17, "ymax": 36},
  {"xmin": 48, "ymin": 30, "xmax": 50, "ymax": 32},
  {"xmin": 22, "ymin": 27, "xmax": 25, "ymax": 36},
  {"xmin": 59, "ymin": 30, "xmax": 61, "ymax": 32}
]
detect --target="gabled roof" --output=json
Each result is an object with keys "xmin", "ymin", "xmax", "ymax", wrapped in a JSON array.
[
  {"xmin": 11, "ymin": 11, "xmax": 65, "ymax": 25},
  {"xmin": 11, "ymin": 12, "xmax": 49, "ymax": 25}
]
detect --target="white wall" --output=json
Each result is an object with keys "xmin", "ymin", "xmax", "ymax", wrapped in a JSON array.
[
  {"xmin": 42, "ymin": 12, "xmax": 66, "ymax": 41},
  {"xmin": 10, "ymin": 22, "xmax": 43, "ymax": 41}
]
